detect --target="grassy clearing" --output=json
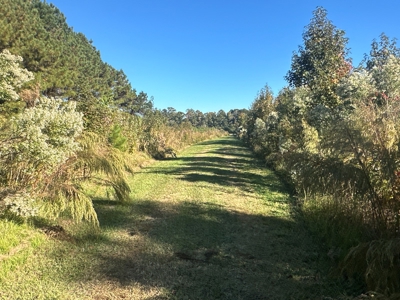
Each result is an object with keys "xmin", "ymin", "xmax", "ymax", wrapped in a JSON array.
[{"xmin": 0, "ymin": 136, "xmax": 351, "ymax": 299}]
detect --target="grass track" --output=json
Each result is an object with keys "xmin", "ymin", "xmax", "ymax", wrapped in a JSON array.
[{"xmin": 0, "ymin": 136, "xmax": 348, "ymax": 299}]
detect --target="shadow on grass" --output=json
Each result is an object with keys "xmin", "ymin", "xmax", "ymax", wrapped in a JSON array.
[
  {"xmin": 45, "ymin": 137, "xmax": 349, "ymax": 299},
  {"xmin": 196, "ymin": 137, "xmax": 240, "ymax": 146},
  {"xmin": 72, "ymin": 198, "xmax": 343, "ymax": 299},
  {"xmin": 148, "ymin": 138, "xmax": 288, "ymax": 196}
]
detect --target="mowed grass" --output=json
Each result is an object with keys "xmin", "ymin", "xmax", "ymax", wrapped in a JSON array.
[{"xmin": 0, "ymin": 136, "xmax": 349, "ymax": 299}]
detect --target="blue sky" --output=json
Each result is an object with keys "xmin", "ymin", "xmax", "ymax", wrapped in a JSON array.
[{"xmin": 49, "ymin": 0, "xmax": 400, "ymax": 113}]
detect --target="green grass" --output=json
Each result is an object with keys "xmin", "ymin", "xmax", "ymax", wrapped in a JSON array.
[
  {"xmin": 0, "ymin": 220, "xmax": 44, "ymax": 283},
  {"xmin": 0, "ymin": 136, "xmax": 353, "ymax": 299}
]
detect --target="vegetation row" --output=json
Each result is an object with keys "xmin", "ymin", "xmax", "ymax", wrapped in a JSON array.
[{"xmin": 241, "ymin": 7, "xmax": 400, "ymax": 297}]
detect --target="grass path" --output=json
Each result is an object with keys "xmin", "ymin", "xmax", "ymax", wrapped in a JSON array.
[{"xmin": 0, "ymin": 137, "xmax": 347, "ymax": 299}]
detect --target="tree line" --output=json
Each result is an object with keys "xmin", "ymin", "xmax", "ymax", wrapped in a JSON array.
[{"xmin": 160, "ymin": 107, "xmax": 248, "ymax": 133}]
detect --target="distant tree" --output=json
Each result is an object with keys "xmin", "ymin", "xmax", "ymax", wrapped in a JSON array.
[
  {"xmin": 195, "ymin": 110, "xmax": 206, "ymax": 127},
  {"xmin": 249, "ymin": 85, "xmax": 274, "ymax": 122},
  {"xmin": 205, "ymin": 112, "xmax": 217, "ymax": 128},
  {"xmin": 121, "ymin": 91, "xmax": 153, "ymax": 116},
  {"xmin": 244, "ymin": 85, "xmax": 277, "ymax": 153},
  {"xmin": 225, "ymin": 109, "xmax": 248, "ymax": 134},
  {"xmin": 161, "ymin": 107, "xmax": 185, "ymax": 126},
  {"xmin": 185, "ymin": 109, "xmax": 196, "ymax": 126},
  {"xmin": 216, "ymin": 110, "xmax": 228, "ymax": 130}
]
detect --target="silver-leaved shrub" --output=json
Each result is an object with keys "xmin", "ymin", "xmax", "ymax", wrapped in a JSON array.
[
  {"xmin": 1, "ymin": 97, "xmax": 84, "ymax": 217},
  {"xmin": 3, "ymin": 192, "xmax": 38, "ymax": 218},
  {"xmin": 0, "ymin": 49, "xmax": 34, "ymax": 102},
  {"xmin": 10, "ymin": 97, "xmax": 83, "ymax": 168}
]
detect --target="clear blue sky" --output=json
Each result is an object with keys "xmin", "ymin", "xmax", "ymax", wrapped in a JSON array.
[{"xmin": 49, "ymin": 0, "xmax": 400, "ymax": 113}]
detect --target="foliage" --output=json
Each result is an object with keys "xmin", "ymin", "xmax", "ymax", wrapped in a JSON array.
[
  {"xmin": 242, "ymin": 7, "xmax": 400, "ymax": 296},
  {"xmin": 0, "ymin": 97, "xmax": 88, "ymax": 220},
  {"xmin": 108, "ymin": 124, "xmax": 127, "ymax": 151},
  {"xmin": 285, "ymin": 7, "xmax": 351, "ymax": 109},
  {"xmin": 342, "ymin": 239, "xmax": 400, "ymax": 295},
  {"xmin": 160, "ymin": 106, "xmax": 248, "ymax": 134},
  {"xmin": 3, "ymin": 193, "xmax": 39, "ymax": 218},
  {"xmin": 0, "ymin": 0, "xmax": 145, "ymax": 111},
  {"xmin": 0, "ymin": 96, "xmax": 134, "ymax": 224},
  {"xmin": 0, "ymin": 49, "xmax": 34, "ymax": 103},
  {"xmin": 7, "ymin": 97, "xmax": 83, "ymax": 167},
  {"xmin": 0, "ymin": 49, "xmax": 34, "ymax": 119},
  {"xmin": 365, "ymin": 33, "xmax": 400, "ymax": 71},
  {"xmin": 242, "ymin": 85, "xmax": 275, "ymax": 156}
]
